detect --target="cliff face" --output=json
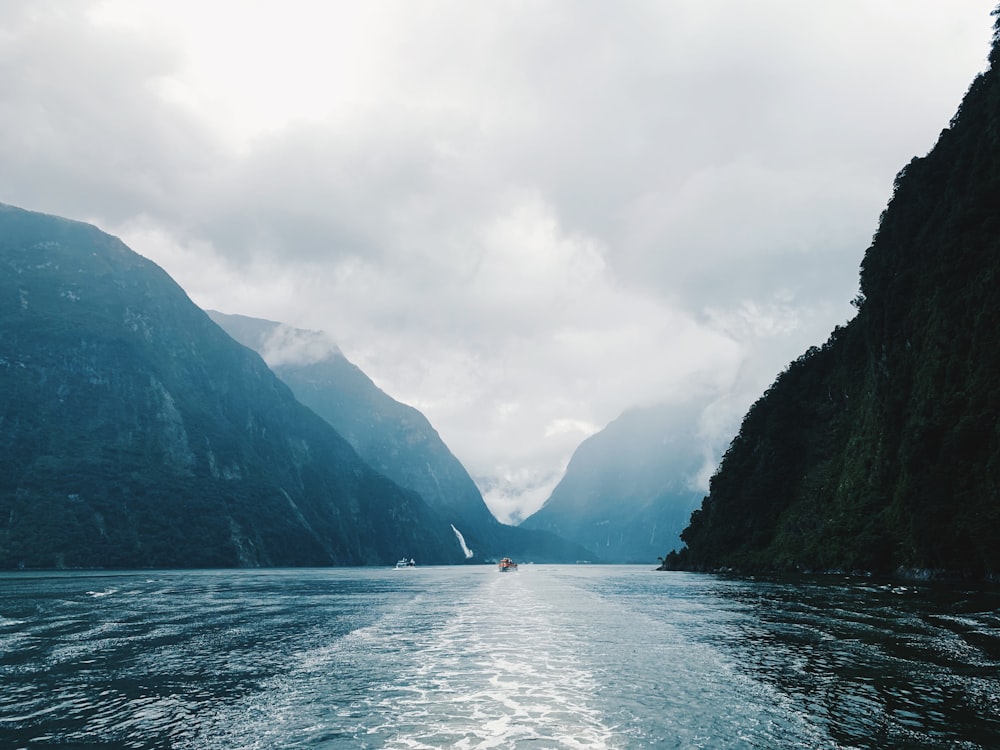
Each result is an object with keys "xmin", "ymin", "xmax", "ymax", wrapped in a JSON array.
[
  {"xmin": 0, "ymin": 204, "xmax": 465, "ymax": 568},
  {"xmin": 674, "ymin": 17, "xmax": 1000, "ymax": 578}
]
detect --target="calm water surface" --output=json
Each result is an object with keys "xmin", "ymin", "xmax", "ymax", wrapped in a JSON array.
[{"xmin": 1, "ymin": 565, "xmax": 999, "ymax": 748}]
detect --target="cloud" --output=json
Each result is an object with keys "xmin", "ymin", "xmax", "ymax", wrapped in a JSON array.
[
  {"xmin": 258, "ymin": 326, "xmax": 341, "ymax": 368},
  {"xmin": 0, "ymin": 1, "xmax": 993, "ymax": 520},
  {"xmin": 545, "ymin": 419, "xmax": 599, "ymax": 440}
]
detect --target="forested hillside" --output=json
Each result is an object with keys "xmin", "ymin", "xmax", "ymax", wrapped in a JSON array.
[{"xmin": 670, "ymin": 14, "xmax": 1000, "ymax": 578}]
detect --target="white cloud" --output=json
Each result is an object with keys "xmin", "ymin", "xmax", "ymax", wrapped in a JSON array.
[
  {"xmin": 258, "ymin": 326, "xmax": 341, "ymax": 368},
  {"xmin": 545, "ymin": 419, "xmax": 599, "ymax": 440}
]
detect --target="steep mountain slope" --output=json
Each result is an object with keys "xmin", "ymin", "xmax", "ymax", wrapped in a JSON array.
[
  {"xmin": 521, "ymin": 404, "xmax": 705, "ymax": 563},
  {"xmin": 671, "ymin": 16, "xmax": 1000, "ymax": 578},
  {"xmin": 208, "ymin": 312, "xmax": 598, "ymax": 564},
  {"xmin": 0, "ymin": 204, "xmax": 466, "ymax": 568}
]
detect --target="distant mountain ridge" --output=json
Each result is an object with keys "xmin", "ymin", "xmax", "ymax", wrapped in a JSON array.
[
  {"xmin": 670, "ymin": 15, "xmax": 1000, "ymax": 579},
  {"xmin": 208, "ymin": 311, "xmax": 598, "ymax": 564},
  {"xmin": 0, "ymin": 203, "xmax": 466, "ymax": 568},
  {"xmin": 521, "ymin": 404, "xmax": 705, "ymax": 563}
]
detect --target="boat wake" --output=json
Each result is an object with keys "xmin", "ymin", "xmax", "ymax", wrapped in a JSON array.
[
  {"xmin": 355, "ymin": 571, "xmax": 617, "ymax": 749},
  {"xmin": 186, "ymin": 569, "xmax": 620, "ymax": 749}
]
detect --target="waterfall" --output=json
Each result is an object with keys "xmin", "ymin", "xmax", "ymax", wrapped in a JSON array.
[{"xmin": 450, "ymin": 524, "xmax": 474, "ymax": 559}]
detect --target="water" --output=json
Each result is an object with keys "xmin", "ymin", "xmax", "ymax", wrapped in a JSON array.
[{"xmin": 1, "ymin": 566, "xmax": 999, "ymax": 749}]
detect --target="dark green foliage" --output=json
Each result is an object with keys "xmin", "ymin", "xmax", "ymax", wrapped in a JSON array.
[
  {"xmin": 671, "ymin": 12, "xmax": 1000, "ymax": 579},
  {"xmin": 0, "ymin": 204, "xmax": 466, "ymax": 568}
]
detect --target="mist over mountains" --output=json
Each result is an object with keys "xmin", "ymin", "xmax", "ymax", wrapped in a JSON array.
[
  {"xmin": 207, "ymin": 311, "xmax": 498, "ymax": 543},
  {"xmin": 208, "ymin": 311, "xmax": 598, "ymax": 564},
  {"xmin": 4, "ymin": 196, "xmax": 695, "ymax": 569},
  {"xmin": 521, "ymin": 404, "xmax": 706, "ymax": 563},
  {"xmin": 669, "ymin": 16, "xmax": 1000, "ymax": 579},
  {"xmin": 0, "ymin": 204, "xmax": 469, "ymax": 568},
  {"xmin": 208, "ymin": 312, "xmax": 713, "ymax": 567}
]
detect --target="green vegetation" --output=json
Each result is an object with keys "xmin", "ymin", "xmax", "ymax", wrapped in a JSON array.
[{"xmin": 664, "ymin": 11, "xmax": 1000, "ymax": 579}]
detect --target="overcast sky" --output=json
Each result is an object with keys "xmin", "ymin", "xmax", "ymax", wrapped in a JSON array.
[{"xmin": 0, "ymin": 2, "xmax": 993, "ymax": 522}]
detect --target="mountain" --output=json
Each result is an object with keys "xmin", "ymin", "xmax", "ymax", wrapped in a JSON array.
[
  {"xmin": 0, "ymin": 203, "xmax": 468, "ymax": 568},
  {"xmin": 207, "ymin": 311, "xmax": 598, "ymax": 564},
  {"xmin": 520, "ymin": 404, "xmax": 706, "ymax": 563},
  {"xmin": 669, "ymin": 16, "xmax": 1000, "ymax": 579}
]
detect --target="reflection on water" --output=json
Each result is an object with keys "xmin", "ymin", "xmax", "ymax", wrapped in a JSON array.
[{"xmin": 0, "ymin": 567, "xmax": 998, "ymax": 748}]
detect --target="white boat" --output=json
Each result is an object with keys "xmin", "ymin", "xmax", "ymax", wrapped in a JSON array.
[
  {"xmin": 395, "ymin": 557, "xmax": 416, "ymax": 569},
  {"xmin": 498, "ymin": 557, "xmax": 518, "ymax": 572}
]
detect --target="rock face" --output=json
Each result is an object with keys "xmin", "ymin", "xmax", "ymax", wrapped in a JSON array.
[
  {"xmin": 208, "ymin": 311, "xmax": 598, "ymax": 564},
  {"xmin": 673, "ymin": 20, "xmax": 1000, "ymax": 578},
  {"xmin": 0, "ymin": 203, "xmax": 467, "ymax": 568},
  {"xmin": 520, "ymin": 404, "xmax": 706, "ymax": 563}
]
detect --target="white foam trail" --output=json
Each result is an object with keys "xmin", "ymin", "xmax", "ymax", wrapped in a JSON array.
[
  {"xmin": 360, "ymin": 571, "xmax": 618, "ymax": 748},
  {"xmin": 451, "ymin": 524, "xmax": 474, "ymax": 559}
]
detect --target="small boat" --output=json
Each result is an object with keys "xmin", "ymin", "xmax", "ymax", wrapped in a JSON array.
[
  {"xmin": 395, "ymin": 557, "xmax": 416, "ymax": 569},
  {"xmin": 498, "ymin": 557, "xmax": 518, "ymax": 572}
]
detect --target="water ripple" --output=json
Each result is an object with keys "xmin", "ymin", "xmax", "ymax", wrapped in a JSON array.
[{"xmin": 2, "ymin": 568, "xmax": 1000, "ymax": 748}]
